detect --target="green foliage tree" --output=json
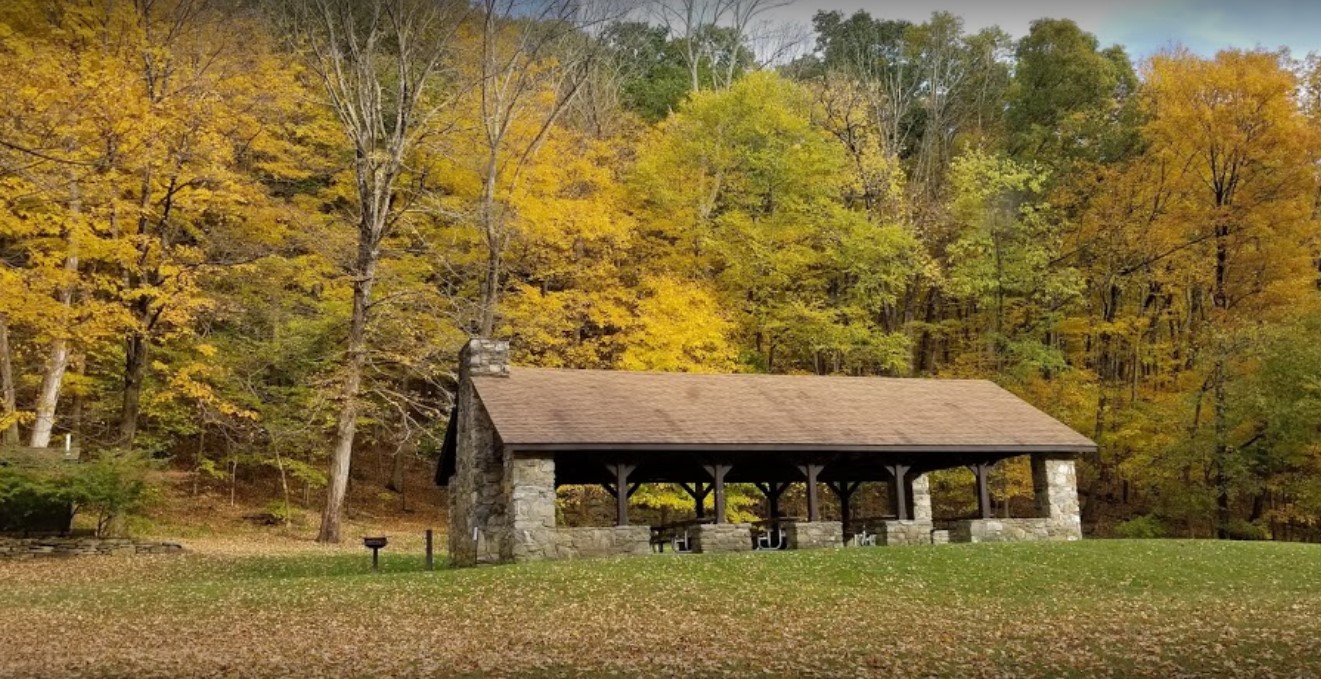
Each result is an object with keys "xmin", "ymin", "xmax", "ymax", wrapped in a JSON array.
[{"xmin": 1006, "ymin": 18, "xmax": 1141, "ymax": 167}]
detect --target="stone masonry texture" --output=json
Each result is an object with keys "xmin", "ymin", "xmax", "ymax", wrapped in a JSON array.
[
  {"xmin": 1033, "ymin": 455, "xmax": 1083, "ymax": 540},
  {"xmin": 0, "ymin": 537, "xmax": 183, "ymax": 559},
  {"xmin": 448, "ymin": 339, "xmax": 511, "ymax": 567},
  {"xmin": 949, "ymin": 518, "xmax": 1079, "ymax": 543},
  {"xmin": 690, "ymin": 523, "xmax": 754, "ymax": 553},
  {"xmin": 909, "ymin": 473, "xmax": 932, "ymax": 521},
  {"xmin": 783, "ymin": 521, "xmax": 843, "ymax": 550},
  {"xmin": 876, "ymin": 520, "xmax": 934, "ymax": 546},
  {"xmin": 510, "ymin": 527, "xmax": 652, "ymax": 561}
]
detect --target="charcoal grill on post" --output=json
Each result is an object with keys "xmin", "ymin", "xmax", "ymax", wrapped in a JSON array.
[{"xmin": 363, "ymin": 536, "xmax": 388, "ymax": 572}]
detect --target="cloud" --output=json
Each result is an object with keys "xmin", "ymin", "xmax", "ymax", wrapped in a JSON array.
[
  {"xmin": 763, "ymin": 0, "xmax": 1142, "ymax": 39},
  {"xmin": 1086, "ymin": 0, "xmax": 1321, "ymax": 56},
  {"xmin": 759, "ymin": 0, "xmax": 1321, "ymax": 58}
]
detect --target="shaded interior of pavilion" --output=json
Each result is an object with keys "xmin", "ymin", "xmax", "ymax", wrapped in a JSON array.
[{"xmin": 551, "ymin": 447, "xmax": 1026, "ymax": 550}]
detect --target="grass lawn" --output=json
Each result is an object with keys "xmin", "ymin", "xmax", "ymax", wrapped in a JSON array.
[{"xmin": 2, "ymin": 539, "xmax": 1320, "ymax": 678}]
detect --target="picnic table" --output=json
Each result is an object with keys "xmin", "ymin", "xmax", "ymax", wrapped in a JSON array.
[
  {"xmin": 845, "ymin": 515, "xmax": 899, "ymax": 546},
  {"xmin": 750, "ymin": 517, "xmax": 804, "ymax": 550},
  {"xmin": 650, "ymin": 518, "xmax": 715, "ymax": 553}
]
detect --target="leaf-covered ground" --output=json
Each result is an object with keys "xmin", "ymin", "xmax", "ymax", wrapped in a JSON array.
[{"xmin": 2, "ymin": 540, "xmax": 1319, "ymax": 678}]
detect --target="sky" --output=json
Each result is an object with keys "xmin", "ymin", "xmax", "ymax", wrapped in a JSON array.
[{"xmin": 767, "ymin": 0, "xmax": 1321, "ymax": 58}]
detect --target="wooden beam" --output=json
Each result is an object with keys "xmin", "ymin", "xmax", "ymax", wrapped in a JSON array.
[
  {"xmin": 703, "ymin": 464, "xmax": 732, "ymax": 524},
  {"xmin": 828, "ymin": 481, "xmax": 863, "ymax": 530},
  {"xmin": 969, "ymin": 462, "xmax": 992, "ymax": 519},
  {"xmin": 797, "ymin": 464, "xmax": 823, "ymax": 521},
  {"xmin": 606, "ymin": 463, "xmax": 636, "ymax": 526},
  {"xmin": 678, "ymin": 481, "xmax": 712, "ymax": 517},
  {"xmin": 754, "ymin": 481, "xmax": 790, "ymax": 518},
  {"xmin": 889, "ymin": 464, "xmax": 910, "ymax": 521}
]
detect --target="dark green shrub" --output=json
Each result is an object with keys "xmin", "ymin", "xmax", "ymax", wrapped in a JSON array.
[
  {"xmin": 0, "ymin": 467, "xmax": 73, "ymax": 534},
  {"xmin": 1223, "ymin": 519, "xmax": 1270, "ymax": 541},
  {"xmin": 1113, "ymin": 515, "xmax": 1168, "ymax": 539},
  {"xmin": 0, "ymin": 453, "xmax": 155, "ymax": 536},
  {"xmin": 68, "ymin": 453, "xmax": 157, "ymax": 536}
]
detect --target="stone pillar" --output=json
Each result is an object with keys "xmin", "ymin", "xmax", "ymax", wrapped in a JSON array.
[
  {"xmin": 783, "ymin": 521, "xmax": 843, "ymax": 550},
  {"xmin": 1031, "ymin": 454, "xmax": 1082, "ymax": 540},
  {"xmin": 463, "ymin": 338, "xmax": 510, "ymax": 377},
  {"xmin": 447, "ymin": 339, "xmax": 512, "ymax": 567},
  {"xmin": 504, "ymin": 452, "xmax": 557, "ymax": 562},
  {"xmin": 690, "ymin": 523, "xmax": 754, "ymax": 553},
  {"xmin": 875, "ymin": 520, "xmax": 934, "ymax": 545},
  {"xmin": 907, "ymin": 473, "xmax": 932, "ymax": 522}
]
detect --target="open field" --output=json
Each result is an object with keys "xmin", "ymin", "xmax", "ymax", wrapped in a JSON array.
[{"xmin": 2, "ymin": 540, "xmax": 1320, "ymax": 678}]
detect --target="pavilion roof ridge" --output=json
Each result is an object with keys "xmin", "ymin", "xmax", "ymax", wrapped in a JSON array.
[{"xmin": 505, "ymin": 365, "xmax": 1000, "ymax": 384}]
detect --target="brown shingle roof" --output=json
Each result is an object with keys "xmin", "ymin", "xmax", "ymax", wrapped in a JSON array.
[{"xmin": 472, "ymin": 368, "xmax": 1095, "ymax": 453}]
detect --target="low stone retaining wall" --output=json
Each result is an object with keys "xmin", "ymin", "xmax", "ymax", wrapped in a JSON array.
[
  {"xmin": 783, "ymin": 521, "xmax": 842, "ymax": 550},
  {"xmin": 948, "ymin": 518, "xmax": 1082, "ymax": 543},
  {"xmin": 691, "ymin": 523, "xmax": 753, "ymax": 553},
  {"xmin": 875, "ymin": 520, "xmax": 934, "ymax": 546},
  {"xmin": 509, "ymin": 526, "xmax": 652, "ymax": 562},
  {"xmin": 0, "ymin": 537, "xmax": 184, "ymax": 559}
]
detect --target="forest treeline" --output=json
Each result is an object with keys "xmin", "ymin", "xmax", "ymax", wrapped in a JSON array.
[{"xmin": 0, "ymin": 0, "xmax": 1318, "ymax": 541}]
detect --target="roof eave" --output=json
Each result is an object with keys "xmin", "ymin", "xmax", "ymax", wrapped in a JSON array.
[{"xmin": 499, "ymin": 442, "xmax": 1096, "ymax": 454}]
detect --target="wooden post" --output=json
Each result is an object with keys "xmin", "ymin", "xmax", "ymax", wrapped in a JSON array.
[
  {"xmin": 827, "ymin": 481, "xmax": 861, "ymax": 531},
  {"xmin": 704, "ymin": 464, "xmax": 732, "ymax": 524},
  {"xmin": 798, "ymin": 464, "xmax": 822, "ymax": 521},
  {"xmin": 425, "ymin": 528, "xmax": 434, "ymax": 571},
  {"xmin": 679, "ymin": 482, "xmax": 711, "ymax": 518},
  {"xmin": 756, "ymin": 482, "xmax": 789, "ymax": 519},
  {"xmin": 607, "ymin": 463, "xmax": 636, "ymax": 526},
  {"xmin": 889, "ymin": 464, "xmax": 911, "ymax": 521},
  {"xmin": 969, "ymin": 462, "xmax": 992, "ymax": 519}
]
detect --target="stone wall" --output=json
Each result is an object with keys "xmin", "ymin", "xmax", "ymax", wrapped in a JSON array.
[
  {"xmin": 875, "ymin": 520, "xmax": 934, "ymax": 546},
  {"xmin": 0, "ymin": 537, "xmax": 183, "ymax": 559},
  {"xmin": 447, "ymin": 339, "xmax": 511, "ymax": 567},
  {"xmin": 508, "ymin": 527, "xmax": 651, "ymax": 562},
  {"xmin": 1033, "ymin": 455, "xmax": 1083, "ymax": 540},
  {"xmin": 690, "ymin": 523, "xmax": 753, "ymax": 553},
  {"xmin": 948, "ymin": 518, "xmax": 1080, "ymax": 543},
  {"xmin": 783, "ymin": 521, "xmax": 842, "ymax": 550}
]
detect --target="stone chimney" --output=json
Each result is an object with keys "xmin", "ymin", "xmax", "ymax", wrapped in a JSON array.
[{"xmin": 460, "ymin": 338, "xmax": 510, "ymax": 379}]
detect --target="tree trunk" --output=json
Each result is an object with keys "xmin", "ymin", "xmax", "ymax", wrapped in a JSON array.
[
  {"xmin": 388, "ymin": 446, "xmax": 407, "ymax": 494},
  {"xmin": 30, "ymin": 179, "xmax": 81, "ymax": 449},
  {"xmin": 0, "ymin": 314, "xmax": 18, "ymax": 445},
  {"xmin": 1212, "ymin": 355, "xmax": 1230, "ymax": 538},
  {"xmin": 478, "ymin": 158, "xmax": 502, "ymax": 337},
  {"xmin": 1212, "ymin": 221, "xmax": 1231, "ymax": 539},
  {"xmin": 275, "ymin": 448, "xmax": 292, "ymax": 529},
  {"xmin": 30, "ymin": 250, "xmax": 78, "ymax": 449},
  {"xmin": 317, "ymin": 235, "xmax": 378, "ymax": 543},
  {"xmin": 119, "ymin": 328, "xmax": 148, "ymax": 448},
  {"xmin": 70, "ymin": 353, "xmax": 84, "ymax": 444}
]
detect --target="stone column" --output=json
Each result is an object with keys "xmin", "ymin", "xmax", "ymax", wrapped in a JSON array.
[
  {"xmin": 448, "ymin": 339, "xmax": 512, "ymax": 567},
  {"xmin": 906, "ymin": 473, "xmax": 932, "ymax": 522},
  {"xmin": 783, "ymin": 520, "xmax": 843, "ymax": 550},
  {"xmin": 504, "ymin": 452, "xmax": 557, "ymax": 562},
  {"xmin": 1031, "ymin": 454, "xmax": 1082, "ymax": 540}
]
